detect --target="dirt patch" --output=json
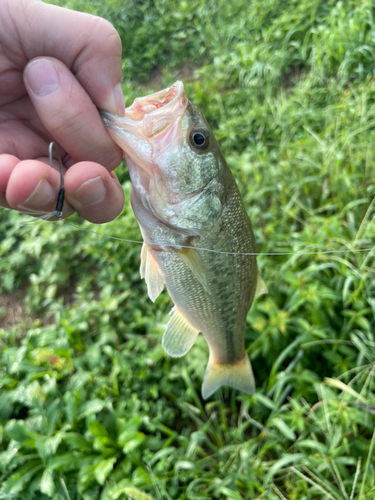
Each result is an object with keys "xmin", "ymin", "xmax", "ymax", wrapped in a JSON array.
[
  {"xmin": 147, "ymin": 67, "xmax": 164, "ymax": 89},
  {"xmin": 0, "ymin": 289, "xmax": 27, "ymax": 330},
  {"xmin": 145, "ymin": 62, "xmax": 200, "ymax": 90},
  {"xmin": 174, "ymin": 62, "xmax": 197, "ymax": 82},
  {"xmin": 0, "ymin": 288, "xmax": 64, "ymax": 332},
  {"xmin": 283, "ymin": 64, "xmax": 308, "ymax": 90}
]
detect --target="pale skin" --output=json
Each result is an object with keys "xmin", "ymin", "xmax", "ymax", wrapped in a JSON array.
[{"xmin": 0, "ymin": 0, "xmax": 125, "ymax": 223}]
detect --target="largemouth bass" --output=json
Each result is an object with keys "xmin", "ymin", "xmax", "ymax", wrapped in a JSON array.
[{"xmin": 101, "ymin": 81, "xmax": 267, "ymax": 399}]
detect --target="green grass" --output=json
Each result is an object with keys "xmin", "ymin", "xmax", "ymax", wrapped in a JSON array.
[{"xmin": 1, "ymin": 0, "xmax": 375, "ymax": 498}]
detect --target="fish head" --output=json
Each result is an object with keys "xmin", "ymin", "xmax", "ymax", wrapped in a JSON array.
[{"xmin": 101, "ymin": 81, "xmax": 225, "ymax": 233}]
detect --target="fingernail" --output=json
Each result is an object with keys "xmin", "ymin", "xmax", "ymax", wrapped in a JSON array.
[
  {"xmin": 23, "ymin": 179, "xmax": 54, "ymax": 206},
  {"xmin": 25, "ymin": 59, "xmax": 60, "ymax": 96},
  {"xmin": 73, "ymin": 176, "xmax": 106, "ymax": 207},
  {"xmin": 110, "ymin": 171, "xmax": 122, "ymax": 186},
  {"xmin": 102, "ymin": 83, "xmax": 125, "ymax": 116},
  {"xmin": 114, "ymin": 83, "xmax": 126, "ymax": 117}
]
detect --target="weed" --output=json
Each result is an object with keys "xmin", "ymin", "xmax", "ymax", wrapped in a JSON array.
[{"xmin": 1, "ymin": 0, "xmax": 375, "ymax": 498}]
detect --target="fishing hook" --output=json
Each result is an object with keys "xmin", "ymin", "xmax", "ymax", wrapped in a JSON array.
[{"xmin": 49, "ymin": 141, "xmax": 65, "ymax": 219}]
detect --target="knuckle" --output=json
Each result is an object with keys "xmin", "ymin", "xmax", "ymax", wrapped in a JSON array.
[
  {"xmin": 94, "ymin": 145, "xmax": 123, "ymax": 171},
  {"xmin": 48, "ymin": 108, "xmax": 86, "ymax": 137},
  {"xmin": 87, "ymin": 16, "xmax": 122, "ymax": 55}
]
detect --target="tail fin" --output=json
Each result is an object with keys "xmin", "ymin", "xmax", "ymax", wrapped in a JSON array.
[{"xmin": 201, "ymin": 354, "xmax": 255, "ymax": 399}]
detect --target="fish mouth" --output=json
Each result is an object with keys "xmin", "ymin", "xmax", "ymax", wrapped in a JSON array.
[
  {"xmin": 126, "ymin": 81, "xmax": 185, "ymax": 125},
  {"xmin": 100, "ymin": 81, "xmax": 189, "ymax": 211},
  {"xmin": 100, "ymin": 80, "xmax": 187, "ymax": 141}
]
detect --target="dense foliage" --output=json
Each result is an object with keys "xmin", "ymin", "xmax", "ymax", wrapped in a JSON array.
[{"xmin": 1, "ymin": 0, "xmax": 375, "ymax": 498}]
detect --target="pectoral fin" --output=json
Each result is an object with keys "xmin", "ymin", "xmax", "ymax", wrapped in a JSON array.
[
  {"xmin": 254, "ymin": 271, "xmax": 268, "ymax": 299},
  {"xmin": 140, "ymin": 243, "xmax": 164, "ymax": 302},
  {"xmin": 176, "ymin": 247, "xmax": 211, "ymax": 295},
  {"xmin": 162, "ymin": 307, "xmax": 200, "ymax": 357}
]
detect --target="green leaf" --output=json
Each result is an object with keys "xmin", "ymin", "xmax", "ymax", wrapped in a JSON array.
[
  {"xmin": 94, "ymin": 457, "xmax": 117, "ymax": 485},
  {"xmin": 253, "ymin": 393, "xmax": 275, "ymax": 410},
  {"xmin": 79, "ymin": 399, "xmax": 105, "ymax": 419},
  {"xmin": 63, "ymin": 433, "xmax": 92, "ymax": 453},
  {"xmin": 122, "ymin": 433, "xmax": 146, "ymax": 454},
  {"xmin": 40, "ymin": 468, "xmax": 55, "ymax": 496},
  {"xmin": 296, "ymin": 439, "xmax": 328, "ymax": 455},
  {"xmin": 35, "ymin": 433, "xmax": 63, "ymax": 461},
  {"xmin": 265, "ymin": 454, "xmax": 304, "ymax": 484},
  {"xmin": 49, "ymin": 452, "xmax": 81, "ymax": 472},
  {"xmin": 217, "ymin": 487, "xmax": 244, "ymax": 500},
  {"xmin": 122, "ymin": 487, "xmax": 156, "ymax": 500},
  {"xmin": 89, "ymin": 420, "xmax": 109, "ymax": 437},
  {"xmin": 46, "ymin": 399, "xmax": 61, "ymax": 435},
  {"xmin": 5, "ymin": 420, "xmax": 37, "ymax": 444},
  {"xmin": 324, "ymin": 378, "xmax": 369, "ymax": 404},
  {"xmin": 0, "ymin": 440, "xmax": 19, "ymax": 472},
  {"xmin": 1, "ymin": 460, "xmax": 43, "ymax": 494},
  {"xmin": 270, "ymin": 417, "xmax": 296, "ymax": 441}
]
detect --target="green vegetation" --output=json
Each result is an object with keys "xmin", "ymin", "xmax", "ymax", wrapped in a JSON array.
[{"xmin": 1, "ymin": 0, "xmax": 375, "ymax": 497}]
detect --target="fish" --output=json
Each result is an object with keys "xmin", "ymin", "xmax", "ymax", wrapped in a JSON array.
[{"xmin": 100, "ymin": 81, "xmax": 267, "ymax": 399}]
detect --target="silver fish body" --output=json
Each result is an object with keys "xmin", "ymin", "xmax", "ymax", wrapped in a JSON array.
[{"xmin": 101, "ymin": 81, "xmax": 266, "ymax": 398}]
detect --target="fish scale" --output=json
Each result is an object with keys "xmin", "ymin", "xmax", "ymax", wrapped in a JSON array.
[{"xmin": 101, "ymin": 81, "xmax": 267, "ymax": 399}]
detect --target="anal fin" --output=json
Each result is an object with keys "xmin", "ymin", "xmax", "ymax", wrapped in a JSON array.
[
  {"xmin": 162, "ymin": 307, "xmax": 200, "ymax": 357},
  {"xmin": 201, "ymin": 354, "xmax": 255, "ymax": 399},
  {"xmin": 140, "ymin": 243, "xmax": 164, "ymax": 302}
]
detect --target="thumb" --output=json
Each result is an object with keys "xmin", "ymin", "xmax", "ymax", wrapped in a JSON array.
[{"xmin": 6, "ymin": 0, "xmax": 125, "ymax": 115}]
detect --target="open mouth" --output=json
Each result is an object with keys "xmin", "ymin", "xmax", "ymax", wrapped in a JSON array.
[
  {"xmin": 131, "ymin": 81, "xmax": 188, "ymax": 139},
  {"xmin": 125, "ymin": 80, "xmax": 185, "ymax": 122},
  {"xmin": 100, "ymin": 80, "xmax": 188, "ymax": 172}
]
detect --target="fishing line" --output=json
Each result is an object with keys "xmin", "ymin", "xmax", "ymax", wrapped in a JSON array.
[
  {"xmin": 61, "ymin": 220, "xmax": 374, "ymax": 257},
  {"xmin": 19, "ymin": 199, "xmax": 375, "ymax": 258},
  {"xmin": 17, "ymin": 141, "xmax": 374, "ymax": 258}
]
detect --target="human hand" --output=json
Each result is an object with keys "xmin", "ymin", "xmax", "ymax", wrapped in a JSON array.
[{"xmin": 0, "ymin": 0, "xmax": 125, "ymax": 223}]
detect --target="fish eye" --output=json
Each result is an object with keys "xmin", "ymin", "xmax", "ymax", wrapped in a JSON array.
[{"xmin": 189, "ymin": 128, "xmax": 210, "ymax": 150}]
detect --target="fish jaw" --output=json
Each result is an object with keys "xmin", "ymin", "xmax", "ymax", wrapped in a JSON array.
[
  {"xmin": 100, "ymin": 81, "xmax": 193, "ymax": 223},
  {"xmin": 100, "ymin": 81, "xmax": 187, "ymax": 175},
  {"xmin": 128, "ymin": 80, "xmax": 187, "ymax": 140}
]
